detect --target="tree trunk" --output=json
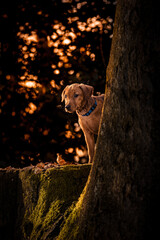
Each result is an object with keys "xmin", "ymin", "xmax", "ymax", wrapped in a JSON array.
[{"xmin": 58, "ymin": 0, "xmax": 160, "ymax": 239}]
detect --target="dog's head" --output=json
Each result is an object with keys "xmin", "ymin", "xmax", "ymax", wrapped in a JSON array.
[{"xmin": 61, "ymin": 83, "xmax": 94, "ymax": 113}]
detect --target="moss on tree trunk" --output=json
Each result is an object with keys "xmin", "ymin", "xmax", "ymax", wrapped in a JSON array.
[
  {"xmin": 57, "ymin": 1, "xmax": 160, "ymax": 240},
  {"xmin": 0, "ymin": 165, "xmax": 90, "ymax": 240}
]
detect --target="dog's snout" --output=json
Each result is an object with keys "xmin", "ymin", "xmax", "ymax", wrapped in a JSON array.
[{"xmin": 65, "ymin": 104, "xmax": 71, "ymax": 111}]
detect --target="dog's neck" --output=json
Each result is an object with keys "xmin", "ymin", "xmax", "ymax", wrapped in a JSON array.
[{"xmin": 76, "ymin": 97, "xmax": 95, "ymax": 116}]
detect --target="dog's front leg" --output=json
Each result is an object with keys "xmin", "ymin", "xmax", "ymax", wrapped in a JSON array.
[{"xmin": 83, "ymin": 130, "xmax": 95, "ymax": 163}]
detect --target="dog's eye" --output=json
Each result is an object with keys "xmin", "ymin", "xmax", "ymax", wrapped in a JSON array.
[
  {"xmin": 65, "ymin": 95, "xmax": 67, "ymax": 99},
  {"xmin": 74, "ymin": 94, "xmax": 79, "ymax": 98}
]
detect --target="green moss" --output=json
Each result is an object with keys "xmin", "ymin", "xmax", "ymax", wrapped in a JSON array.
[
  {"xmin": 57, "ymin": 205, "xmax": 81, "ymax": 240},
  {"xmin": 57, "ymin": 173, "xmax": 91, "ymax": 240},
  {"xmin": 18, "ymin": 164, "xmax": 91, "ymax": 239}
]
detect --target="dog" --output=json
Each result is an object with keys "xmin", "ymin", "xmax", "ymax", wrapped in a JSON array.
[{"xmin": 61, "ymin": 83, "xmax": 104, "ymax": 163}]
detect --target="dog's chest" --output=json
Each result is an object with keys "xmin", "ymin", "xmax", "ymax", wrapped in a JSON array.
[{"xmin": 79, "ymin": 113, "xmax": 100, "ymax": 135}]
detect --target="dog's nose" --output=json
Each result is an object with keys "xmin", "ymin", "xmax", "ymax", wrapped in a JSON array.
[{"xmin": 65, "ymin": 104, "xmax": 71, "ymax": 111}]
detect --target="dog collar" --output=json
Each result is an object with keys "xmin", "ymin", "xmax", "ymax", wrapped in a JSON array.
[{"xmin": 82, "ymin": 100, "xmax": 97, "ymax": 116}]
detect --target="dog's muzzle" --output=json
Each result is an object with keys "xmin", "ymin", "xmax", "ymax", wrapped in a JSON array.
[{"xmin": 65, "ymin": 104, "xmax": 71, "ymax": 112}]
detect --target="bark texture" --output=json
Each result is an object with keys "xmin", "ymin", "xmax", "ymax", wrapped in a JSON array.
[{"xmin": 58, "ymin": 0, "xmax": 160, "ymax": 239}]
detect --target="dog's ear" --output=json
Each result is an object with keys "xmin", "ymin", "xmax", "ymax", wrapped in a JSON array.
[
  {"xmin": 61, "ymin": 86, "xmax": 69, "ymax": 102},
  {"xmin": 79, "ymin": 84, "xmax": 94, "ymax": 99}
]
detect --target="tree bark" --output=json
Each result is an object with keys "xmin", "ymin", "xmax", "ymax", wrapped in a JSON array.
[{"xmin": 58, "ymin": 0, "xmax": 160, "ymax": 239}]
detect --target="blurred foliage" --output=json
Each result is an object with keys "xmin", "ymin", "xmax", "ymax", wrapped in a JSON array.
[{"xmin": 0, "ymin": 0, "xmax": 116, "ymax": 167}]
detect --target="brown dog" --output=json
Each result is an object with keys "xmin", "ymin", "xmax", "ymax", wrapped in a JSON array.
[{"xmin": 61, "ymin": 83, "xmax": 104, "ymax": 163}]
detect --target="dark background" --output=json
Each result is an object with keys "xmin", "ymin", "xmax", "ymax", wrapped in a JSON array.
[{"xmin": 0, "ymin": 0, "xmax": 116, "ymax": 167}]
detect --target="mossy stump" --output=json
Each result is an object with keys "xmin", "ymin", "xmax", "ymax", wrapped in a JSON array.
[{"xmin": 0, "ymin": 164, "xmax": 91, "ymax": 240}]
